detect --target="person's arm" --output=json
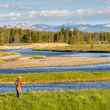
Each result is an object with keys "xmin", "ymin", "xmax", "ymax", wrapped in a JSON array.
[{"xmin": 20, "ymin": 81, "xmax": 24, "ymax": 90}]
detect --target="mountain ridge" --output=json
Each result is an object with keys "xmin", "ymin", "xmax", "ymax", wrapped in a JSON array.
[
  {"xmin": 32, "ymin": 23, "xmax": 110, "ymax": 32},
  {"xmin": 2, "ymin": 23, "xmax": 110, "ymax": 32}
]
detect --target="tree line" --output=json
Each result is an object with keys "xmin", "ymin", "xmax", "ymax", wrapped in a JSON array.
[{"xmin": 0, "ymin": 26, "xmax": 110, "ymax": 47}]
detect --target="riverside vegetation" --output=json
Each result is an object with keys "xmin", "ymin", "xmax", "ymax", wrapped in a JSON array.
[{"xmin": 0, "ymin": 71, "xmax": 110, "ymax": 84}]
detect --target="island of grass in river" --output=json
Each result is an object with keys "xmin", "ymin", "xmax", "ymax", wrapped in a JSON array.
[
  {"xmin": 0, "ymin": 71, "xmax": 110, "ymax": 84},
  {"xmin": 0, "ymin": 52, "xmax": 17, "ymax": 56},
  {"xmin": 0, "ymin": 89, "xmax": 110, "ymax": 110}
]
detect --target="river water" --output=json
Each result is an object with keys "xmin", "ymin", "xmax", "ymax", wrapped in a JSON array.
[
  {"xmin": 0, "ymin": 64, "xmax": 110, "ymax": 73},
  {"xmin": 0, "ymin": 82, "xmax": 110, "ymax": 92},
  {"xmin": 0, "ymin": 48, "xmax": 110, "ymax": 73},
  {"xmin": 1, "ymin": 48, "xmax": 110, "ymax": 57}
]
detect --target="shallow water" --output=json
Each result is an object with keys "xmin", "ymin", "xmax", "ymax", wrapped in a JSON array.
[
  {"xmin": 0, "ymin": 82, "xmax": 110, "ymax": 92},
  {"xmin": 1, "ymin": 48, "xmax": 110, "ymax": 57},
  {"xmin": 0, "ymin": 64, "xmax": 110, "ymax": 74}
]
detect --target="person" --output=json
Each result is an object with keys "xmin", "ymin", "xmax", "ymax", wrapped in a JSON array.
[{"xmin": 15, "ymin": 76, "xmax": 23, "ymax": 98}]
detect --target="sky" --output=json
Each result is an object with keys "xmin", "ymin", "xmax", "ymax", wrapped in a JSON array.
[{"xmin": 0, "ymin": 0, "xmax": 110, "ymax": 25}]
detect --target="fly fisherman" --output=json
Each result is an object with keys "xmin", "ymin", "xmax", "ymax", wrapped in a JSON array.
[{"xmin": 15, "ymin": 76, "xmax": 23, "ymax": 98}]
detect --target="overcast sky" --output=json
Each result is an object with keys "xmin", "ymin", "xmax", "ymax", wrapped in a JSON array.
[{"xmin": 0, "ymin": 0, "xmax": 110, "ymax": 25}]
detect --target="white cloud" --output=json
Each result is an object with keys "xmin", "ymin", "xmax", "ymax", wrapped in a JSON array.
[
  {"xmin": 29, "ymin": 10, "xmax": 71, "ymax": 17},
  {"xmin": 29, "ymin": 8, "xmax": 110, "ymax": 17},
  {"xmin": 0, "ymin": 7, "xmax": 110, "ymax": 20},
  {"xmin": 0, "ymin": 3, "xmax": 19, "ymax": 9},
  {"xmin": 0, "ymin": 4, "xmax": 10, "ymax": 8},
  {"xmin": 0, "ymin": 12, "xmax": 21, "ymax": 18},
  {"xmin": 98, "ymin": 0, "xmax": 110, "ymax": 3},
  {"xmin": 0, "ymin": 3, "xmax": 30, "ymax": 10}
]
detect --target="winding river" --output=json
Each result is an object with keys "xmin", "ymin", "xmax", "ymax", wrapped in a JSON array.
[
  {"xmin": 0, "ymin": 48, "xmax": 110, "ymax": 73},
  {"xmin": 1, "ymin": 48, "xmax": 110, "ymax": 57},
  {"xmin": 1, "ymin": 48, "xmax": 110, "ymax": 92}
]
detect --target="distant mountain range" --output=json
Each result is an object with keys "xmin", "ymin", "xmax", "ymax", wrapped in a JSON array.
[
  {"xmin": 31, "ymin": 23, "xmax": 110, "ymax": 32},
  {"xmin": 5, "ymin": 23, "xmax": 110, "ymax": 32}
]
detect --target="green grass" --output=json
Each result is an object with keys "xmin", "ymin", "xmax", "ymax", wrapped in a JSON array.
[
  {"xmin": 0, "ymin": 89, "xmax": 110, "ymax": 110},
  {"xmin": 0, "ymin": 52, "xmax": 18, "ymax": 57},
  {"xmin": 0, "ymin": 71, "xmax": 110, "ymax": 83},
  {"xmin": 31, "ymin": 55, "xmax": 46, "ymax": 59}
]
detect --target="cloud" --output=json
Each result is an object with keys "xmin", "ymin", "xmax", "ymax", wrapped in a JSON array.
[
  {"xmin": 29, "ymin": 8, "xmax": 110, "ymax": 17},
  {"xmin": 0, "ymin": 7, "xmax": 110, "ymax": 21},
  {"xmin": 0, "ymin": 3, "xmax": 20, "ymax": 9},
  {"xmin": 98, "ymin": 0, "xmax": 110, "ymax": 3},
  {"xmin": 0, "ymin": 12, "xmax": 21, "ymax": 18},
  {"xmin": 0, "ymin": 3, "xmax": 30, "ymax": 10},
  {"xmin": 29, "ymin": 10, "xmax": 71, "ymax": 17},
  {"xmin": 0, "ymin": 4, "xmax": 10, "ymax": 8}
]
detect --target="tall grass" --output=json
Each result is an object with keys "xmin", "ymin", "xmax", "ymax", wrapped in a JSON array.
[{"xmin": 0, "ymin": 89, "xmax": 110, "ymax": 110}]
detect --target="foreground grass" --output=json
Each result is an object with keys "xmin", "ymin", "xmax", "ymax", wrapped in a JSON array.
[
  {"xmin": 0, "ymin": 71, "xmax": 110, "ymax": 83},
  {"xmin": 0, "ymin": 89, "xmax": 110, "ymax": 110}
]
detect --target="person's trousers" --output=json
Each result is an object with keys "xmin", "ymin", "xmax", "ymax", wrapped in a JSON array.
[{"xmin": 16, "ymin": 89, "xmax": 20, "ymax": 98}]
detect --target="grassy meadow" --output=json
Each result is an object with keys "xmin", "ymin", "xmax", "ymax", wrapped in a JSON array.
[
  {"xmin": 0, "ymin": 71, "xmax": 110, "ymax": 83},
  {"xmin": 0, "ymin": 89, "xmax": 110, "ymax": 110}
]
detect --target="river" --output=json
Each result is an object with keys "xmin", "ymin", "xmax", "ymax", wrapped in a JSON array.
[
  {"xmin": 1, "ymin": 48, "xmax": 110, "ymax": 57},
  {"xmin": 0, "ymin": 48, "xmax": 110, "ymax": 92},
  {"xmin": 0, "ymin": 48, "xmax": 110, "ymax": 73},
  {"xmin": 0, "ymin": 82, "xmax": 110, "ymax": 92}
]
